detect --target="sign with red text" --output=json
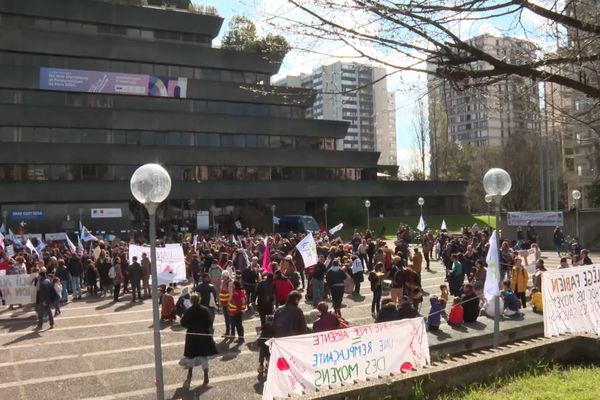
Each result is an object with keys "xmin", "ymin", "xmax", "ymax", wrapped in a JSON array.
[
  {"xmin": 262, "ymin": 318, "xmax": 430, "ymax": 400},
  {"xmin": 542, "ymin": 264, "xmax": 600, "ymax": 337}
]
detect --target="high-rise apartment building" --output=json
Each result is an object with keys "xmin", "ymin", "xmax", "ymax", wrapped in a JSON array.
[
  {"xmin": 427, "ymin": 34, "xmax": 540, "ymax": 149},
  {"xmin": 544, "ymin": 1, "xmax": 600, "ymax": 207},
  {"xmin": 277, "ymin": 62, "xmax": 398, "ymax": 166}
]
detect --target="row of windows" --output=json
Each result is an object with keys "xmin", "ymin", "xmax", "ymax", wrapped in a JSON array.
[
  {"xmin": 0, "ymin": 13, "xmax": 214, "ymax": 45},
  {"xmin": 0, "ymin": 165, "xmax": 374, "ymax": 182},
  {"xmin": 0, "ymin": 89, "xmax": 305, "ymax": 119},
  {"xmin": 0, "ymin": 51, "xmax": 270, "ymax": 85},
  {"xmin": 0, "ymin": 127, "xmax": 338, "ymax": 150}
]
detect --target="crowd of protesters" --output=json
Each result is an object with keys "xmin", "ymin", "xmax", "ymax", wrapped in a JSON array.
[{"xmin": 0, "ymin": 220, "xmax": 592, "ymax": 380}]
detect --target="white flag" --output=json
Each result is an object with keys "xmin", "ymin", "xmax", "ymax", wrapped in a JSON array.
[
  {"xmin": 484, "ymin": 230, "xmax": 501, "ymax": 301},
  {"xmin": 295, "ymin": 233, "xmax": 318, "ymax": 267},
  {"xmin": 441, "ymin": 219, "xmax": 447, "ymax": 231},
  {"xmin": 65, "ymin": 235, "xmax": 77, "ymax": 254},
  {"xmin": 273, "ymin": 216, "xmax": 280, "ymax": 224},
  {"xmin": 25, "ymin": 239, "xmax": 40, "ymax": 259},
  {"xmin": 417, "ymin": 216, "xmax": 426, "ymax": 232},
  {"xmin": 0, "ymin": 223, "xmax": 5, "ymax": 234},
  {"xmin": 328, "ymin": 222, "xmax": 344, "ymax": 235},
  {"xmin": 0, "ymin": 232, "xmax": 4, "ymax": 251}
]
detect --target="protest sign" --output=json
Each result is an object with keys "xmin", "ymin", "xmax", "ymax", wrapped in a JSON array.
[
  {"xmin": 262, "ymin": 318, "xmax": 430, "ymax": 400},
  {"xmin": 295, "ymin": 233, "xmax": 318, "ymax": 267},
  {"xmin": 507, "ymin": 212, "xmax": 563, "ymax": 226},
  {"xmin": 542, "ymin": 264, "xmax": 600, "ymax": 337},
  {"xmin": 128, "ymin": 244, "xmax": 186, "ymax": 284},
  {"xmin": 0, "ymin": 274, "xmax": 38, "ymax": 305}
]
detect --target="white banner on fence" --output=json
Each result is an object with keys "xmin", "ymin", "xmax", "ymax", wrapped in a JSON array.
[
  {"xmin": 91, "ymin": 208, "xmax": 123, "ymax": 219},
  {"xmin": 128, "ymin": 244, "xmax": 186, "ymax": 285},
  {"xmin": 507, "ymin": 212, "xmax": 563, "ymax": 227},
  {"xmin": 262, "ymin": 318, "xmax": 430, "ymax": 400},
  {"xmin": 45, "ymin": 232, "xmax": 67, "ymax": 241},
  {"xmin": 0, "ymin": 274, "xmax": 38, "ymax": 305},
  {"xmin": 542, "ymin": 264, "xmax": 600, "ymax": 337}
]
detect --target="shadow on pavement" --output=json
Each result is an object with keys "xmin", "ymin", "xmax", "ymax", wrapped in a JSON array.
[
  {"xmin": 2, "ymin": 330, "xmax": 42, "ymax": 346},
  {"xmin": 429, "ymin": 329, "xmax": 452, "ymax": 341},
  {"xmin": 171, "ymin": 380, "xmax": 210, "ymax": 400}
]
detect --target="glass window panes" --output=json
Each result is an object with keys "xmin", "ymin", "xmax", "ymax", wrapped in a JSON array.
[
  {"xmin": 233, "ymin": 135, "xmax": 245, "ymax": 147},
  {"xmin": 270, "ymin": 136, "xmax": 281, "ymax": 148},
  {"xmin": 245, "ymin": 135, "xmax": 258, "ymax": 147},
  {"xmin": 207, "ymin": 133, "xmax": 220, "ymax": 147},
  {"xmin": 155, "ymin": 132, "xmax": 167, "ymax": 145}
]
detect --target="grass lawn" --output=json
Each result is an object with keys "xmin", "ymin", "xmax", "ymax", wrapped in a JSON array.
[
  {"xmin": 337, "ymin": 214, "xmax": 496, "ymax": 240},
  {"xmin": 436, "ymin": 365, "xmax": 600, "ymax": 400}
]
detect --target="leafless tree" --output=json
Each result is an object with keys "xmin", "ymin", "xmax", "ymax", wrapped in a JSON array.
[{"xmin": 411, "ymin": 98, "xmax": 428, "ymax": 179}]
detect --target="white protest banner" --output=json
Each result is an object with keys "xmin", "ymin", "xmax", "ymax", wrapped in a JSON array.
[
  {"xmin": 128, "ymin": 244, "xmax": 186, "ymax": 284},
  {"xmin": 45, "ymin": 232, "xmax": 67, "ymax": 241},
  {"xmin": 0, "ymin": 274, "xmax": 38, "ymax": 305},
  {"xmin": 328, "ymin": 223, "xmax": 343, "ymax": 235},
  {"xmin": 507, "ymin": 212, "xmax": 563, "ymax": 226},
  {"xmin": 262, "ymin": 318, "xmax": 430, "ymax": 400},
  {"xmin": 295, "ymin": 233, "xmax": 318, "ymax": 267},
  {"xmin": 542, "ymin": 264, "xmax": 600, "ymax": 337}
]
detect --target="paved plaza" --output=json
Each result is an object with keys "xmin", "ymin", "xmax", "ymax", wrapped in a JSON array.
[{"xmin": 0, "ymin": 251, "xmax": 564, "ymax": 400}]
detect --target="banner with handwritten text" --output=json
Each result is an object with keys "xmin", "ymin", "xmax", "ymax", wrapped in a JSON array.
[
  {"xmin": 262, "ymin": 318, "xmax": 430, "ymax": 400},
  {"xmin": 542, "ymin": 264, "xmax": 600, "ymax": 337},
  {"xmin": 0, "ymin": 274, "xmax": 38, "ymax": 305},
  {"xmin": 128, "ymin": 244, "xmax": 186, "ymax": 285}
]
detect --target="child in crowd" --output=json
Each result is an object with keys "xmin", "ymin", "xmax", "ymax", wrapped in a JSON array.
[
  {"xmin": 427, "ymin": 295, "xmax": 445, "ymax": 331},
  {"xmin": 439, "ymin": 284, "xmax": 449, "ymax": 304},
  {"xmin": 411, "ymin": 287, "xmax": 423, "ymax": 312},
  {"xmin": 530, "ymin": 287, "xmax": 543, "ymax": 314},
  {"xmin": 160, "ymin": 287, "xmax": 176, "ymax": 322},
  {"xmin": 502, "ymin": 280, "xmax": 522, "ymax": 317},
  {"xmin": 53, "ymin": 277, "xmax": 62, "ymax": 316},
  {"xmin": 448, "ymin": 297, "xmax": 464, "ymax": 326}
]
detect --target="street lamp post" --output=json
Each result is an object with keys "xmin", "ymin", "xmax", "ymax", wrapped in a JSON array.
[
  {"xmin": 418, "ymin": 197, "xmax": 424, "ymax": 216},
  {"xmin": 364, "ymin": 200, "xmax": 371, "ymax": 231},
  {"xmin": 323, "ymin": 203, "xmax": 328, "ymax": 231},
  {"xmin": 271, "ymin": 204, "xmax": 276, "ymax": 234},
  {"xmin": 484, "ymin": 194, "xmax": 493, "ymax": 227},
  {"xmin": 572, "ymin": 190, "xmax": 581, "ymax": 244},
  {"xmin": 483, "ymin": 168, "xmax": 512, "ymax": 350},
  {"xmin": 130, "ymin": 163, "xmax": 171, "ymax": 400}
]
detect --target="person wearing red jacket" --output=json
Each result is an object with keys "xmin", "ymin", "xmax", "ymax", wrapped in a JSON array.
[
  {"xmin": 448, "ymin": 297, "xmax": 464, "ymax": 326},
  {"xmin": 274, "ymin": 270, "xmax": 294, "ymax": 307},
  {"xmin": 228, "ymin": 281, "xmax": 246, "ymax": 342}
]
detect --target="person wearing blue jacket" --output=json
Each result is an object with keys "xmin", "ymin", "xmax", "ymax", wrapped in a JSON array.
[{"xmin": 427, "ymin": 295, "xmax": 445, "ymax": 331}]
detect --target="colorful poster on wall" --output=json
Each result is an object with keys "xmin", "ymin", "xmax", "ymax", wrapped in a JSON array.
[
  {"xmin": 542, "ymin": 264, "xmax": 600, "ymax": 337},
  {"xmin": 262, "ymin": 318, "xmax": 430, "ymax": 400},
  {"xmin": 39, "ymin": 67, "xmax": 187, "ymax": 98},
  {"xmin": 91, "ymin": 208, "xmax": 123, "ymax": 219}
]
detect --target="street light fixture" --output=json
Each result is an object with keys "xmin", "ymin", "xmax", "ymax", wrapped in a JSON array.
[
  {"xmin": 323, "ymin": 203, "xmax": 328, "ymax": 231},
  {"xmin": 572, "ymin": 189, "xmax": 581, "ymax": 243},
  {"xmin": 364, "ymin": 200, "xmax": 371, "ymax": 231},
  {"xmin": 484, "ymin": 194, "xmax": 493, "ymax": 227},
  {"xmin": 418, "ymin": 197, "xmax": 425, "ymax": 216},
  {"xmin": 271, "ymin": 204, "xmax": 276, "ymax": 234},
  {"xmin": 130, "ymin": 163, "xmax": 171, "ymax": 400},
  {"xmin": 482, "ymin": 168, "xmax": 511, "ymax": 350}
]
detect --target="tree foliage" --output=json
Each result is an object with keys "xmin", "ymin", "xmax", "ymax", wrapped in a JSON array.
[
  {"xmin": 587, "ymin": 177, "xmax": 600, "ymax": 208},
  {"xmin": 277, "ymin": 0, "xmax": 600, "ymax": 100},
  {"xmin": 222, "ymin": 16, "xmax": 290, "ymax": 60}
]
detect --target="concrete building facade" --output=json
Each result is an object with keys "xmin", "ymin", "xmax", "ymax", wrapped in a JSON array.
[
  {"xmin": 427, "ymin": 34, "xmax": 540, "ymax": 148},
  {"xmin": 0, "ymin": 0, "xmax": 463, "ymax": 235},
  {"xmin": 277, "ymin": 62, "xmax": 398, "ymax": 167}
]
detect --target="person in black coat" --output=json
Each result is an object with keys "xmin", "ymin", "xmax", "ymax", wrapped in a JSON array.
[
  {"xmin": 179, "ymin": 294, "xmax": 218, "ymax": 385},
  {"xmin": 255, "ymin": 272, "xmax": 275, "ymax": 327},
  {"xmin": 461, "ymin": 283, "xmax": 479, "ymax": 323}
]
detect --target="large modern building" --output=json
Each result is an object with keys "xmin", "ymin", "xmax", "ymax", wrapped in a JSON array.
[
  {"xmin": 277, "ymin": 62, "xmax": 398, "ymax": 167},
  {"xmin": 0, "ymin": 0, "xmax": 464, "ymax": 236},
  {"xmin": 427, "ymin": 34, "xmax": 540, "ymax": 148},
  {"xmin": 543, "ymin": 1, "xmax": 600, "ymax": 207}
]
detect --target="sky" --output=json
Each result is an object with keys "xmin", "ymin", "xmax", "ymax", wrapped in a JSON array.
[{"xmin": 193, "ymin": 0, "xmax": 548, "ymax": 170}]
